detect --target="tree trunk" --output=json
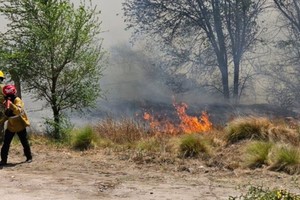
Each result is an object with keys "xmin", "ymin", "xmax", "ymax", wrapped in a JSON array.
[
  {"xmin": 220, "ymin": 66, "xmax": 230, "ymax": 100},
  {"xmin": 212, "ymin": 0, "xmax": 230, "ymax": 101},
  {"xmin": 52, "ymin": 104, "xmax": 61, "ymax": 140},
  {"xmin": 9, "ymin": 70, "xmax": 22, "ymax": 98},
  {"xmin": 233, "ymin": 59, "xmax": 240, "ymax": 104}
]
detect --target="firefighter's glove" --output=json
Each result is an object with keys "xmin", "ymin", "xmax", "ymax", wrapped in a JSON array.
[
  {"xmin": 4, "ymin": 99, "xmax": 13, "ymax": 117},
  {"xmin": 4, "ymin": 95, "xmax": 12, "ymax": 100},
  {"xmin": 4, "ymin": 108, "xmax": 14, "ymax": 117}
]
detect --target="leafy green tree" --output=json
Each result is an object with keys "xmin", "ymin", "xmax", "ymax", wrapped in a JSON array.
[
  {"xmin": 0, "ymin": 0, "xmax": 106, "ymax": 139},
  {"xmin": 123, "ymin": 0, "xmax": 266, "ymax": 102}
]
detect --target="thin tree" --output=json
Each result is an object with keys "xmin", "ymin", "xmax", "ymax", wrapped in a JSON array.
[
  {"xmin": 265, "ymin": 0, "xmax": 300, "ymax": 109},
  {"xmin": 0, "ymin": 0, "xmax": 106, "ymax": 139},
  {"xmin": 123, "ymin": 0, "xmax": 266, "ymax": 102},
  {"xmin": 274, "ymin": 0, "xmax": 300, "ymax": 32}
]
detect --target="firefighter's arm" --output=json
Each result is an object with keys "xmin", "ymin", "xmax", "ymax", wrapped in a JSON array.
[{"xmin": 9, "ymin": 98, "xmax": 24, "ymax": 116}]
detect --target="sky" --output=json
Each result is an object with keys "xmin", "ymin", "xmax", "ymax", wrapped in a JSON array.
[
  {"xmin": 94, "ymin": 0, "xmax": 131, "ymax": 48},
  {"xmin": 0, "ymin": 0, "xmax": 131, "ymax": 48}
]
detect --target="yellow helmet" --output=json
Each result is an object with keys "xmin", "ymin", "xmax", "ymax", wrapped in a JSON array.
[{"xmin": 0, "ymin": 71, "xmax": 4, "ymax": 79}]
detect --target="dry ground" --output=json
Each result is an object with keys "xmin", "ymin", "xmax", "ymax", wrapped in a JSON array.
[{"xmin": 0, "ymin": 142, "xmax": 299, "ymax": 200}]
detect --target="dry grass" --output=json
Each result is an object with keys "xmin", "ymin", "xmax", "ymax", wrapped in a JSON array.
[
  {"xmin": 94, "ymin": 117, "xmax": 148, "ymax": 145},
  {"xmin": 225, "ymin": 116, "xmax": 300, "ymax": 146},
  {"xmin": 225, "ymin": 116, "xmax": 271, "ymax": 144},
  {"xmin": 136, "ymin": 137, "xmax": 163, "ymax": 152},
  {"xmin": 267, "ymin": 125, "xmax": 300, "ymax": 145},
  {"xmin": 34, "ymin": 115, "xmax": 300, "ymax": 175}
]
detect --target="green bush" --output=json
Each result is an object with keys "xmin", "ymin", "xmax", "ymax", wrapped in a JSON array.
[
  {"xmin": 268, "ymin": 145, "xmax": 300, "ymax": 174},
  {"xmin": 136, "ymin": 137, "xmax": 161, "ymax": 152},
  {"xmin": 71, "ymin": 126, "xmax": 97, "ymax": 151},
  {"xmin": 45, "ymin": 115, "xmax": 74, "ymax": 142},
  {"xmin": 229, "ymin": 185, "xmax": 300, "ymax": 199},
  {"xmin": 178, "ymin": 134, "xmax": 211, "ymax": 158},
  {"xmin": 243, "ymin": 141, "xmax": 273, "ymax": 168}
]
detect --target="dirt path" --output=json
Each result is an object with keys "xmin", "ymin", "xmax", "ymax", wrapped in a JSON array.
[{"xmin": 0, "ymin": 143, "xmax": 299, "ymax": 200}]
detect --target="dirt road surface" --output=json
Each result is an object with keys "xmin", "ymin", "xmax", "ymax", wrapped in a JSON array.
[{"xmin": 0, "ymin": 143, "xmax": 299, "ymax": 200}]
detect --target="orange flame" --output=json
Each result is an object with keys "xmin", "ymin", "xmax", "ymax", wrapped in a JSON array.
[
  {"xmin": 143, "ymin": 112, "xmax": 178, "ymax": 134},
  {"xmin": 143, "ymin": 100, "xmax": 212, "ymax": 134},
  {"xmin": 174, "ymin": 102, "xmax": 212, "ymax": 133}
]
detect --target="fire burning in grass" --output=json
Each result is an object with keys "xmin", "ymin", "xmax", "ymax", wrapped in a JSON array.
[{"xmin": 143, "ymin": 99, "xmax": 212, "ymax": 134}]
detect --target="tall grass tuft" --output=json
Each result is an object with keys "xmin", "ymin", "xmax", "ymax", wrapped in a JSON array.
[
  {"xmin": 225, "ymin": 117, "xmax": 271, "ymax": 144},
  {"xmin": 268, "ymin": 145, "xmax": 300, "ymax": 174},
  {"xmin": 94, "ymin": 117, "xmax": 147, "ymax": 145},
  {"xmin": 71, "ymin": 126, "xmax": 98, "ymax": 151},
  {"xmin": 136, "ymin": 137, "xmax": 162, "ymax": 152},
  {"xmin": 243, "ymin": 141, "xmax": 273, "ymax": 168},
  {"xmin": 267, "ymin": 126, "xmax": 300, "ymax": 145},
  {"xmin": 178, "ymin": 134, "xmax": 211, "ymax": 158}
]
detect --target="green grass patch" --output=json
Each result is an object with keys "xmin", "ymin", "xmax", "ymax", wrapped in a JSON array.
[
  {"xmin": 229, "ymin": 185, "xmax": 300, "ymax": 199},
  {"xmin": 243, "ymin": 141, "xmax": 273, "ymax": 168},
  {"xmin": 268, "ymin": 145, "xmax": 300, "ymax": 174},
  {"xmin": 136, "ymin": 137, "xmax": 162, "ymax": 152},
  {"xmin": 71, "ymin": 126, "xmax": 98, "ymax": 151},
  {"xmin": 178, "ymin": 134, "xmax": 212, "ymax": 158}
]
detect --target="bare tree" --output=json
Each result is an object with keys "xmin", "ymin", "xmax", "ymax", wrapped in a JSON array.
[
  {"xmin": 123, "ymin": 0, "xmax": 266, "ymax": 103},
  {"xmin": 266, "ymin": 0, "xmax": 300, "ymax": 109},
  {"xmin": 274, "ymin": 0, "xmax": 300, "ymax": 32}
]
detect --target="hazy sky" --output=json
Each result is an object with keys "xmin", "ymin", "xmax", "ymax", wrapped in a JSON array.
[
  {"xmin": 0, "ymin": 0, "xmax": 131, "ymax": 48},
  {"xmin": 96, "ymin": 0, "xmax": 131, "ymax": 48}
]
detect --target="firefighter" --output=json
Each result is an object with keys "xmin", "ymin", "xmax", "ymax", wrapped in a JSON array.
[
  {"xmin": 0, "ymin": 71, "xmax": 5, "ymax": 138},
  {"xmin": 0, "ymin": 84, "xmax": 32, "ymax": 165}
]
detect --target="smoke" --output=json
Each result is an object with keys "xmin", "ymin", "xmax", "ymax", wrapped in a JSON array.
[
  {"xmin": 103, "ymin": 44, "xmax": 172, "ymax": 102},
  {"xmin": 94, "ymin": 43, "xmax": 221, "ymax": 119},
  {"xmin": 96, "ymin": 43, "xmax": 172, "ymax": 115},
  {"xmin": 22, "ymin": 40, "xmax": 299, "ymax": 131}
]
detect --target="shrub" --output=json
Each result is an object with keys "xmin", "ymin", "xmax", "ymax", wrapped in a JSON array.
[
  {"xmin": 71, "ymin": 126, "xmax": 97, "ymax": 151},
  {"xmin": 229, "ymin": 185, "xmax": 300, "ymax": 199},
  {"xmin": 136, "ymin": 137, "xmax": 162, "ymax": 152},
  {"xmin": 243, "ymin": 141, "xmax": 273, "ymax": 168},
  {"xmin": 268, "ymin": 145, "xmax": 300, "ymax": 174},
  {"xmin": 178, "ymin": 134, "xmax": 211, "ymax": 158},
  {"xmin": 267, "ymin": 126, "xmax": 300, "ymax": 146},
  {"xmin": 225, "ymin": 117, "xmax": 271, "ymax": 144},
  {"xmin": 45, "ymin": 115, "xmax": 74, "ymax": 142},
  {"xmin": 163, "ymin": 136, "xmax": 181, "ymax": 154}
]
